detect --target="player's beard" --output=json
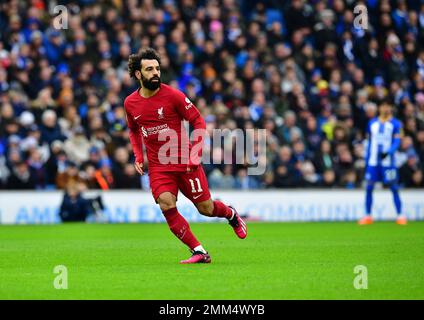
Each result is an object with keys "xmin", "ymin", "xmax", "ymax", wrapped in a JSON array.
[{"xmin": 141, "ymin": 75, "xmax": 161, "ymax": 91}]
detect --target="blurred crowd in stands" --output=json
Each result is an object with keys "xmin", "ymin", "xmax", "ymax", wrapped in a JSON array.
[{"xmin": 0, "ymin": 0, "xmax": 424, "ymax": 191}]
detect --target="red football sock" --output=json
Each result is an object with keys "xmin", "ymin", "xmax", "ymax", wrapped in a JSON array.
[
  {"xmin": 163, "ymin": 207, "xmax": 200, "ymax": 250},
  {"xmin": 212, "ymin": 200, "xmax": 234, "ymax": 219}
]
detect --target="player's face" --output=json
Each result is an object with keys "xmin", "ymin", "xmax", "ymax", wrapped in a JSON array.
[
  {"xmin": 379, "ymin": 103, "xmax": 392, "ymax": 117},
  {"xmin": 139, "ymin": 59, "xmax": 161, "ymax": 90}
]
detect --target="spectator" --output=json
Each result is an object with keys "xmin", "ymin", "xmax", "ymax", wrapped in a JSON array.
[
  {"xmin": 112, "ymin": 146, "xmax": 140, "ymax": 189},
  {"xmin": 273, "ymin": 146, "xmax": 298, "ymax": 188},
  {"xmin": 299, "ymin": 161, "xmax": 320, "ymax": 187},
  {"xmin": 7, "ymin": 161, "xmax": 36, "ymax": 189},
  {"xmin": 396, "ymin": 136, "xmax": 418, "ymax": 168},
  {"xmin": 320, "ymin": 169, "xmax": 336, "ymax": 188},
  {"xmin": 63, "ymin": 126, "xmax": 91, "ymax": 165},
  {"xmin": 59, "ymin": 183, "xmax": 93, "ymax": 222},
  {"xmin": 235, "ymin": 167, "xmax": 259, "ymax": 190},
  {"xmin": 27, "ymin": 148, "xmax": 46, "ymax": 189},
  {"xmin": 313, "ymin": 139, "xmax": 334, "ymax": 174},
  {"xmin": 55, "ymin": 161, "xmax": 82, "ymax": 190},
  {"xmin": 45, "ymin": 140, "xmax": 65, "ymax": 187},
  {"xmin": 400, "ymin": 153, "xmax": 423, "ymax": 188},
  {"xmin": 40, "ymin": 109, "xmax": 65, "ymax": 145},
  {"xmin": 304, "ymin": 116, "xmax": 323, "ymax": 153},
  {"xmin": 0, "ymin": 144, "xmax": 10, "ymax": 189},
  {"xmin": 208, "ymin": 165, "xmax": 236, "ymax": 189}
]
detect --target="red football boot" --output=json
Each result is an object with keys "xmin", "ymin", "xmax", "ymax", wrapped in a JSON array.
[
  {"xmin": 180, "ymin": 251, "xmax": 211, "ymax": 264},
  {"xmin": 228, "ymin": 206, "xmax": 247, "ymax": 239}
]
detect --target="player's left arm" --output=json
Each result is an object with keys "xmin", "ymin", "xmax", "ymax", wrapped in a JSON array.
[
  {"xmin": 388, "ymin": 120, "xmax": 402, "ymax": 154},
  {"xmin": 173, "ymin": 91, "xmax": 206, "ymax": 171},
  {"xmin": 382, "ymin": 120, "xmax": 402, "ymax": 160}
]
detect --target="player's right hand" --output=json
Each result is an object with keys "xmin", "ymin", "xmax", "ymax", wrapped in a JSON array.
[{"xmin": 134, "ymin": 162, "xmax": 144, "ymax": 175}]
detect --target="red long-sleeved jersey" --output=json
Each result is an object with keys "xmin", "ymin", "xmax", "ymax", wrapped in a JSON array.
[{"xmin": 124, "ymin": 84, "xmax": 206, "ymax": 173}]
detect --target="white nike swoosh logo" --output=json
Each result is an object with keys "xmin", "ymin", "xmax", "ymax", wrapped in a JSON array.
[
  {"xmin": 134, "ymin": 115, "xmax": 141, "ymax": 120},
  {"xmin": 193, "ymin": 194, "xmax": 203, "ymax": 199}
]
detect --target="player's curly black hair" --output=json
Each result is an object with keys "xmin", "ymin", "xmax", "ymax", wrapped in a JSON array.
[
  {"xmin": 377, "ymin": 97, "xmax": 394, "ymax": 106},
  {"xmin": 128, "ymin": 48, "xmax": 161, "ymax": 79}
]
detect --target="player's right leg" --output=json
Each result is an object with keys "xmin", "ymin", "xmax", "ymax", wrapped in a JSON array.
[
  {"xmin": 358, "ymin": 182, "xmax": 374, "ymax": 225},
  {"xmin": 150, "ymin": 172, "xmax": 210, "ymax": 263},
  {"xmin": 156, "ymin": 192, "xmax": 211, "ymax": 264},
  {"xmin": 359, "ymin": 166, "xmax": 377, "ymax": 225}
]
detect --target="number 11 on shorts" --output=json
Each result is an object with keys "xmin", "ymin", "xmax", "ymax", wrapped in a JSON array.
[{"xmin": 189, "ymin": 178, "xmax": 203, "ymax": 193}]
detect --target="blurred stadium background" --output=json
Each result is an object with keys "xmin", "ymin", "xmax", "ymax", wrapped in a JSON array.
[{"xmin": 0, "ymin": 0, "xmax": 423, "ymax": 223}]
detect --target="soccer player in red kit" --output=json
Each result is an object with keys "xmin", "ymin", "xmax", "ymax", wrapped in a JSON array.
[{"xmin": 124, "ymin": 48, "xmax": 247, "ymax": 264}]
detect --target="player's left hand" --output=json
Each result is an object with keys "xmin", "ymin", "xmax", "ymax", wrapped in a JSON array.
[
  {"xmin": 186, "ymin": 164, "xmax": 199, "ymax": 173},
  {"xmin": 380, "ymin": 152, "xmax": 389, "ymax": 160},
  {"xmin": 186, "ymin": 159, "xmax": 199, "ymax": 172}
]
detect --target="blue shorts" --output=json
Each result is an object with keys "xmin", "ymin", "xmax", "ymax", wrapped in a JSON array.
[{"xmin": 365, "ymin": 166, "xmax": 398, "ymax": 184}]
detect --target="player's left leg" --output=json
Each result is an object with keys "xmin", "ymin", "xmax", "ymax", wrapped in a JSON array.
[
  {"xmin": 195, "ymin": 198, "xmax": 247, "ymax": 239},
  {"xmin": 389, "ymin": 184, "xmax": 406, "ymax": 224},
  {"xmin": 178, "ymin": 166, "xmax": 247, "ymax": 239},
  {"xmin": 383, "ymin": 167, "xmax": 406, "ymax": 225}
]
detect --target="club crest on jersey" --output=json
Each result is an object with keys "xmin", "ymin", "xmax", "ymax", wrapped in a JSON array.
[
  {"xmin": 185, "ymin": 97, "xmax": 193, "ymax": 110},
  {"xmin": 158, "ymin": 107, "xmax": 164, "ymax": 119}
]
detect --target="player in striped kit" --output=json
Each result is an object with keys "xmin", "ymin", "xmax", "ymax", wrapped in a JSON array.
[{"xmin": 359, "ymin": 99, "xmax": 407, "ymax": 225}]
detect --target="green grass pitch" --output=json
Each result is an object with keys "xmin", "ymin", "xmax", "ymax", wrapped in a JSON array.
[{"xmin": 0, "ymin": 221, "xmax": 423, "ymax": 299}]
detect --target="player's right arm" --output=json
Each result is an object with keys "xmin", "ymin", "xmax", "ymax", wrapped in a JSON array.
[
  {"xmin": 364, "ymin": 120, "xmax": 372, "ymax": 166},
  {"xmin": 124, "ymin": 101, "xmax": 144, "ymax": 175},
  {"xmin": 381, "ymin": 120, "xmax": 402, "ymax": 160},
  {"xmin": 387, "ymin": 119, "xmax": 402, "ymax": 155}
]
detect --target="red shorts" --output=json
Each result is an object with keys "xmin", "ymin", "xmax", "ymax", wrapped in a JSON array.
[{"xmin": 149, "ymin": 166, "xmax": 211, "ymax": 203}]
